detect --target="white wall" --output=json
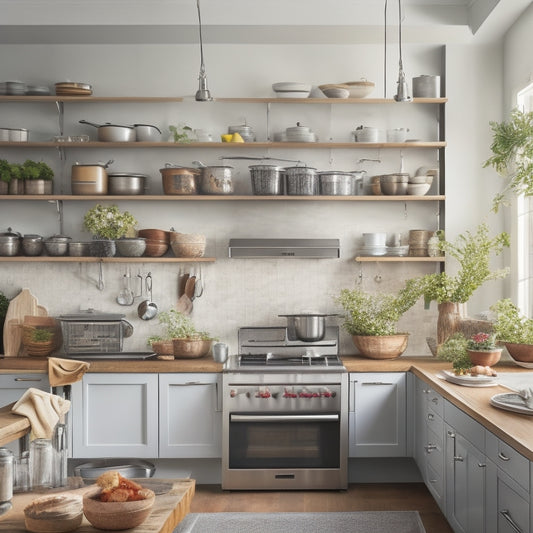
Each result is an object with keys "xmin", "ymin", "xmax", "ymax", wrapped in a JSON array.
[{"xmin": 0, "ymin": 39, "xmax": 505, "ymax": 356}]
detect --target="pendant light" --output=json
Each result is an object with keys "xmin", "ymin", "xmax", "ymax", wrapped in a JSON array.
[
  {"xmin": 195, "ymin": 0, "xmax": 213, "ymax": 102},
  {"xmin": 393, "ymin": 0, "xmax": 412, "ymax": 103}
]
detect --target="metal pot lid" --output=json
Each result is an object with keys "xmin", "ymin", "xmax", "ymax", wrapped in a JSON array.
[
  {"xmin": 284, "ymin": 166, "xmax": 317, "ymax": 171},
  {"xmin": 318, "ymin": 171, "xmax": 356, "ymax": 176},
  {"xmin": 201, "ymin": 165, "xmax": 234, "ymax": 170},
  {"xmin": 108, "ymin": 173, "xmax": 149, "ymax": 178},
  {"xmin": 0, "ymin": 228, "xmax": 21, "ymax": 239},
  {"xmin": 248, "ymin": 164, "xmax": 284, "ymax": 170},
  {"xmin": 45, "ymin": 234, "xmax": 71, "ymax": 242},
  {"xmin": 59, "ymin": 310, "xmax": 127, "ymax": 321}
]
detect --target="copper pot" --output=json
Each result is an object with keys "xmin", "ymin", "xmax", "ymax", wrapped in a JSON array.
[{"xmin": 160, "ymin": 165, "xmax": 199, "ymax": 195}]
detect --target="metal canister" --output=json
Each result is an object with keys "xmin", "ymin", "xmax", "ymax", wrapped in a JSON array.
[
  {"xmin": 285, "ymin": 166, "xmax": 318, "ymax": 195},
  {"xmin": 412, "ymin": 75, "xmax": 440, "ymax": 98},
  {"xmin": 71, "ymin": 163, "xmax": 108, "ymax": 195},
  {"xmin": 0, "ymin": 448, "xmax": 14, "ymax": 503},
  {"xmin": 249, "ymin": 165, "xmax": 284, "ymax": 195}
]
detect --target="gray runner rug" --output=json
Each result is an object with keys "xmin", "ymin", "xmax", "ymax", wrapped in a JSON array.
[{"xmin": 174, "ymin": 511, "xmax": 426, "ymax": 533}]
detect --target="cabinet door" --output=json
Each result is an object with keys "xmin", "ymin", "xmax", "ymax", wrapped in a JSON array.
[
  {"xmin": 159, "ymin": 373, "xmax": 221, "ymax": 458},
  {"xmin": 71, "ymin": 373, "xmax": 158, "ymax": 458},
  {"xmin": 349, "ymin": 373, "xmax": 406, "ymax": 457},
  {"xmin": 445, "ymin": 425, "xmax": 486, "ymax": 533},
  {"xmin": 485, "ymin": 460, "xmax": 529, "ymax": 533}
]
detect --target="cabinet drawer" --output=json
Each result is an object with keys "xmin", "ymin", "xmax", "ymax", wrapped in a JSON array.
[
  {"xmin": 426, "ymin": 460, "xmax": 445, "ymax": 511},
  {"xmin": 444, "ymin": 400, "xmax": 485, "ymax": 452},
  {"xmin": 426, "ymin": 404, "xmax": 444, "ymax": 435},
  {"xmin": 418, "ymin": 383, "xmax": 444, "ymax": 418},
  {"xmin": 497, "ymin": 476, "xmax": 529, "ymax": 533},
  {"xmin": 486, "ymin": 432, "xmax": 529, "ymax": 493}
]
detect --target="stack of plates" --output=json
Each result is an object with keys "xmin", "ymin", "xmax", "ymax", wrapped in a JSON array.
[
  {"xmin": 272, "ymin": 82, "xmax": 311, "ymax": 99},
  {"xmin": 0, "ymin": 81, "xmax": 27, "ymax": 95},
  {"xmin": 386, "ymin": 245, "xmax": 409, "ymax": 256},
  {"xmin": 359, "ymin": 245, "xmax": 387, "ymax": 256},
  {"xmin": 26, "ymin": 85, "xmax": 51, "ymax": 95},
  {"xmin": 55, "ymin": 82, "xmax": 93, "ymax": 96}
]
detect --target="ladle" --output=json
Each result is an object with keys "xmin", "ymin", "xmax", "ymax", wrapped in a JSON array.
[{"xmin": 137, "ymin": 272, "xmax": 158, "ymax": 320}]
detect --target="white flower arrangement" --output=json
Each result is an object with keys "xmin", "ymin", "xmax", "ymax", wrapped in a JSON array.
[{"xmin": 83, "ymin": 204, "xmax": 137, "ymax": 240}]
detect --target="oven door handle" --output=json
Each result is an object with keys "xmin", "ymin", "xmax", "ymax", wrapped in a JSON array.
[{"xmin": 230, "ymin": 414, "xmax": 339, "ymax": 423}]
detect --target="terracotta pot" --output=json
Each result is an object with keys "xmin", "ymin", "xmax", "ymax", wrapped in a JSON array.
[
  {"xmin": 504, "ymin": 342, "xmax": 533, "ymax": 363},
  {"xmin": 351, "ymin": 334, "xmax": 409, "ymax": 359},
  {"xmin": 467, "ymin": 348, "xmax": 502, "ymax": 367}
]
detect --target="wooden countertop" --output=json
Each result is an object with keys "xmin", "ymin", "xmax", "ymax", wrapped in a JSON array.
[
  {"xmin": 2, "ymin": 355, "xmax": 533, "ymax": 461},
  {"xmin": 0, "ymin": 403, "xmax": 30, "ymax": 446},
  {"xmin": 0, "ymin": 478, "xmax": 195, "ymax": 533}
]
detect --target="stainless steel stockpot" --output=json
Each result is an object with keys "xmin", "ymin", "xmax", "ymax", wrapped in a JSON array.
[
  {"xmin": 285, "ymin": 166, "xmax": 318, "ymax": 196},
  {"xmin": 199, "ymin": 166, "xmax": 234, "ymax": 195},
  {"xmin": 133, "ymin": 124, "xmax": 161, "ymax": 142},
  {"xmin": 318, "ymin": 172, "xmax": 358, "ymax": 196},
  {"xmin": 279, "ymin": 313, "xmax": 337, "ymax": 342},
  {"xmin": 0, "ymin": 229, "xmax": 21, "ymax": 256},
  {"xmin": 79, "ymin": 120, "xmax": 136, "ymax": 142},
  {"xmin": 249, "ymin": 165, "xmax": 284, "ymax": 195},
  {"xmin": 108, "ymin": 173, "xmax": 147, "ymax": 195}
]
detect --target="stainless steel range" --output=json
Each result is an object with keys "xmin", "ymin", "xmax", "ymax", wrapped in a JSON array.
[{"xmin": 222, "ymin": 326, "xmax": 348, "ymax": 491}]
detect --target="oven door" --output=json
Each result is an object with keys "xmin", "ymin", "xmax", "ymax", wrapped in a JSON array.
[{"xmin": 228, "ymin": 412, "xmax": 341, "ymax": 469}]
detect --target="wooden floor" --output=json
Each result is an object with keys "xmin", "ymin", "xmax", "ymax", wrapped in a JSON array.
[{"xmin": 191, "ymin": 483, "xmax": 453, "ymax": 532}]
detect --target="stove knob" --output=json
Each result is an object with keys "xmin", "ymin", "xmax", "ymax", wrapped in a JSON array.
[
  {"xmin": 230, "ymin": 389, "xmax": 237, "ymax": 398},
  {"xmin": 255, "ymin": 387, "xmax": 271, "ymax": 399}
]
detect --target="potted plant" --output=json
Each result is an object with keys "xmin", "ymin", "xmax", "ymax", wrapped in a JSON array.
[
  {"xmin": 21, "ymin": 159, "xmax": 54, "ymax": 194},
  {"xmin": 490, "ymin": 298, "xmax": 533, "ymax": 364},
  {"xmin": 465, "ymin": 332, "xmax": 502, "ymax": 366},
  {"xmin": 420, "ymin": 222, "xmax": 510, "ymax": 346},
  {"xmin": 8, "ymin": 163, "xmax": 23, "ymax": 194},
  {"xmin": 169, "ymin": 124, "xmax": 193, "ymax": 143},
  {"xmin": 436, "ymin": 333, "xmax": 471, "ymax": 374},
  {"xmin": 83, "ymin": 204, "xmax": 137, "ymax": 257},
  {"xmin": 0, "ymin": 159, "xmax": 11, "ymax": 195},
  {"xmin": 483, "ymin": 108, "xmax": 533, "ymax": 212},
  {"xmin": 147, "ymin": 309, "xmax": 216, "ymax": 359},
  {"xmin": 335, "ymin": 278, "xmax": 426, "ymax": 359}
]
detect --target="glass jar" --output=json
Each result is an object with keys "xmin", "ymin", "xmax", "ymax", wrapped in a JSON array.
[
  {"xmin": 0, "ymin": 448, "xmax": 14, "ymax": 503},
  {"xmin": 14, "ymin": 451, "xmax": 30, "ymax": 493},
  {"xmin": 30, "ymin": 438, "xmax": 53, "ymax": 490}
]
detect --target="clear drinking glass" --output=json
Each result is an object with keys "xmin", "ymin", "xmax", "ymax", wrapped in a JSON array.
[
  {"xmin": 13, "ymin": 451, "xmax": 30, "ymax": 493},
  {"xmin": 30, "ymin": 438, "xmax": 53, "ymax": 490}
]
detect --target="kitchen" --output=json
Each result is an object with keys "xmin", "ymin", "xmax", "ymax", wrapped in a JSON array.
[{"xmin": 1, "ymin": 0, "xmax": 533, "ymax": 531}]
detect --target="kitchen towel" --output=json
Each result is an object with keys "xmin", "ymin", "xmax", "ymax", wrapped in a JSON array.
[
  {"xmin": 11, "ymin": 388, "xmax": 70, "ymax": 439},
  {"xmin": 48, "ymin": 357, "xmax": 90, "ymax": 387}
]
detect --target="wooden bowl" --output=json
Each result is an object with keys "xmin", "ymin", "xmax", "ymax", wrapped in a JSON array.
[
  {"xmin": 24, "ymin": 494, "xmax": 83, "ymax": 533},
  {"xmin": 138, "ymin": 228, "xmax": 170, "ymax": 243},
  {"xmin": 173, "ymin": 338, "xmax": 212, "ymax": 358},
  {"xmin": 82, "ymin": 487, "xmax": 155, "ymax": 531},
  {"xmin": 351, "ymin": 334, "xmax": 409, "ymax": 359},
  {"xmin": 143, "ymin": 239, "xmax": 169, "ymax": 257}
]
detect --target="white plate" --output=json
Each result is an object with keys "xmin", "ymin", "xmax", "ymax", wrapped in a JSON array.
[
  {"xmin": 490, "ymin": 393, "xmax": 533, "ymax": 415},
  {"xmin": 439, "ymin": 370, "xmax": 498, "ymax": 387},
  {"xmin": 511, "ymin": 360, "xmax": 533, "ymax": 369}
]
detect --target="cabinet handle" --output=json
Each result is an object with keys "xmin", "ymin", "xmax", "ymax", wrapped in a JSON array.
[
  {"xmin": 453, "ymin": 456, "xmax": 464, "ymax": 462},
  {"xmin": 431, "ymin": 397, "xmax": 439, "ymax": 404},
  {"xmin": 478, "ymin": 463, "xmax": 486, "ymax": 468},
  {"xmin": 425, "ymin": 444, "xmax": 437, "ymax": 453},
  {"xmin": 429, "ymin": 478, "xmax": 438, "ymax": 483},
  {"xmin": 498, "ymin": 451, "xmax": 510, "ymax": 461},
  {"xmin": 14, "ymin": 378, "xmax": 43, "ymax": 382},
  {"xmin": 423, "ymin": 389, "xmax": 431, "ymax": 394},
  {"xmin": 362, "ymin": 382, "xmax": 393, "ymax": 386},
  {"xmin": 427, "ymin": 413, "xmax": 434, "ymax": 420},
  {"xmin": 447, "ymin": 431, "xmax": 456, "ymax": 439},
  {"xmin": 500, "ymin": 510, "xmax": 523, "ymax": 533}
]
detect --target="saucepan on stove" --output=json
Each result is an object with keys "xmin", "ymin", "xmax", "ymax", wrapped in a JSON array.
[{"xmin": 279, "ymin": 313, "xmax": 338, "ymax": 342}]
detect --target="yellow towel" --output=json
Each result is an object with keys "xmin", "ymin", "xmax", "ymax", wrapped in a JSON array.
[
  {"xmin": 48, "ymin": 357, "xmax": 90, "ymax": 387},
  {"xmin": 11, "ymin": 388, "xmax": 71, "ymax": 439}
]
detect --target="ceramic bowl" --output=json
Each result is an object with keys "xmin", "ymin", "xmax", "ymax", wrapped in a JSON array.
[
  {"xmin": 321, "ymin": 86, "xmax": 350, "ymax": 99},
  {"xmin": 343, "ymin": 80, "xmax": 375, "ymax": 98},
  {"xmin": 409, "ymin": 175, "xmax": 433, "ymax": 185},
  {"xmin": 115, "ymin": 237, "xmax": 147, "ymax": 257},
  {"xmin": 83, "ymin": 487, "xmax": 155, "ymax": 531},
  {"xmin": 407, "ymin": 183, "xmax": 431, "ymax": 196}
]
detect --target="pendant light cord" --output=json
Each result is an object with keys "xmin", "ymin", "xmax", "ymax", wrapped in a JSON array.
[
  {"xmin": 197, "ymin": 0, "xmax": 206, "ymax": 77},
  {"xmin": 398, "ymin": 0, "xmax": 404, "ymax": 71},
  {"xmin": 384, "ymin": 0, "xmax": 388, "ymax": 98}
]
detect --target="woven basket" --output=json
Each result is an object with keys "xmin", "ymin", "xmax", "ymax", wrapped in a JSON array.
[
  {"xmin": 352, "ymin": 334, "xmax": 409, "ymax": 359},
  {"xmin": 22, "ymin": 325, "xmax": 57, "ymax": 357}
]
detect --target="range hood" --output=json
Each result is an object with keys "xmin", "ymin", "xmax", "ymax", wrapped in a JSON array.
[{"xmin": 228, "ymin": 238, "xmax": 340, "ymax": 258}]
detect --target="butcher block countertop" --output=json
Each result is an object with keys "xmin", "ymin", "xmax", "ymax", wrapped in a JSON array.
[
  {"xmin": 2, "ymin": 355, "xmax": 533, "ymax": 460},
  {"xmin": 0, "ymin": 478, "xmax": 195, "ymax": 533}
]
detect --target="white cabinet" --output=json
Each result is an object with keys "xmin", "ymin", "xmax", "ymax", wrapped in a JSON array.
[
  {"xmin": 71, "ymin": 373, "xmax": 159, "ymax": 458},
  {"xmin": 414, "ymin": 377, "xmax": 446, "ymax": 512},
  {"xmin": 159, "ymin": 373, "xmax": 221, "ymax": 458},
  {"xmin": 444, "ymin": 401, "xmax": 487, "ymax": 533},
  {"xmin": 348, "ymin": 372, "xmax": 407, "ymax": 457},
  {"xmin": 71, "ymin": 372, "xmax": 221, "ymax": 459}
]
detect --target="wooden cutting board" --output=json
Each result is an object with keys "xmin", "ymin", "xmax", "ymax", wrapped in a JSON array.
[{"xmin": 2, "ymin": 289, "xmax": 47, "ymax": 357}]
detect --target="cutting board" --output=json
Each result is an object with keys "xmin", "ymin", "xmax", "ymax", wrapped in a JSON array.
[{"xmin": 2, "ymin": 289, "xmax": 48, "ymax": 357}]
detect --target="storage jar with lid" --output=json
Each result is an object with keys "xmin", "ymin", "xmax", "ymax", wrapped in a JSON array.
[{"xmin": 0, "ymin": 448, "xmax": 14, "ymax": 503}]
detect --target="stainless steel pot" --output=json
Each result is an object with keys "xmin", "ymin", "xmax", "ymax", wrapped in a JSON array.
[
  {"xmin": 0, "ymin": 229, "xmax": 21, "ymax": 256},
  {"xmin": 318, "ymin": 172, "xmax": 358, "ymax": 196},
  {"xmin": 199, "ymin": 166, "xmax": 234, "ymax": 195},
  {"xmin": 285, "ymin": 166, "xmax": 318, "ymax": 195},
  {"xmin": 22, "ymin": 234, "xmax": 43, "ymax": 256},
  {"xmin": 133, "ymin": 124, "xmax": 161, "ymax": 142},
  {"xmin": 71, "ymin": 160, "xmax": 113, "ymax": 195},
  {"xmin": 160, "ymin": 165, "xmax": 200, "ymax": 195},
  {"xmin": 279, "ymin": 313, "xmax": 336, "ymax": 342},
  {"xmin": 249, "ymin": 165, "xmax": 284, "ymax": 195},
  {"xmin": 79, "ymin": 120, "xmax": 136, "ymax": 142},
  {"xmin": 108, "ymin": 173, "xmax": 147, "ymax": 195}
]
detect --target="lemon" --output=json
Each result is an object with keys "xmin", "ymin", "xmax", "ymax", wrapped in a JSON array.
[
  {"xmin": 221, "ymin": 134, "xmax": 233, "ymax": 142},
  {"xmin": 231, "ymin": 132, "xmax": 245, "ymax": 143}
]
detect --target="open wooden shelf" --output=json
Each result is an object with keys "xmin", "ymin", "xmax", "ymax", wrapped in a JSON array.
[
  {"xmin": 0, "ymin": 256, "xmax": 216, "ymax": 263},
  {"xmin": 355, "ymin": 256, "xmax": 445, "ymax": 263}
]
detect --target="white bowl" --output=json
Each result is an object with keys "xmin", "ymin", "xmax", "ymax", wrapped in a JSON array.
[
  {"xmin": 322, "ymin": 87, "xmax": 349, "ymax": 99},
  {"xmin": 409, "ymin": 175, "xmax": 433, "ymax": 185},
  {"xmin": 272, "ymin": 82, "xmax": 312, "ymax": 92},
  {"xmin": 407, "ymin": 183, "xmax": 431, "ymax": 196},
  {"xmin": 343, "ymin": 80, "xmax": 375, "ymax": 98},
  {"xmin": 274, "ymin": 90, "xmax": 311, "ymax": 99}
]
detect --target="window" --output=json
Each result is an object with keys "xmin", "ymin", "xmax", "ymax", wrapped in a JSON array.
[{"xmin": 515, "ymin": 83, "xmax": 533, "ymax": 317}]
